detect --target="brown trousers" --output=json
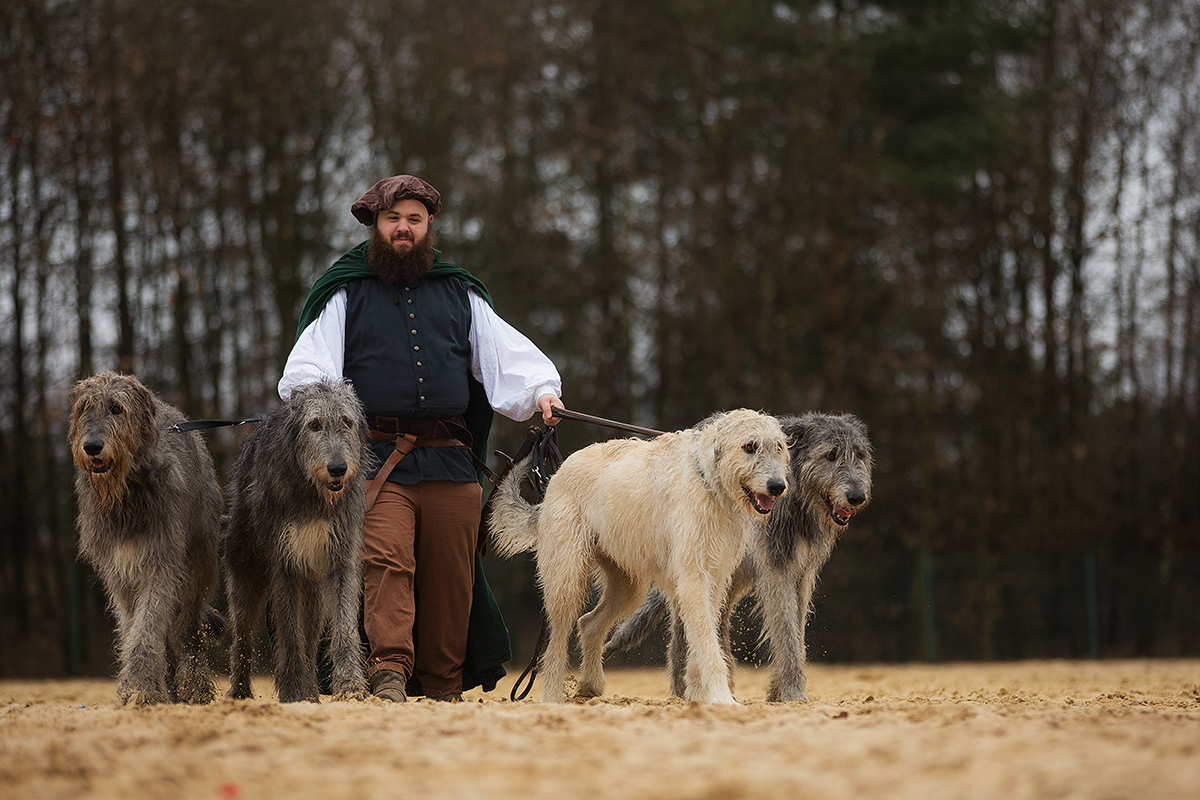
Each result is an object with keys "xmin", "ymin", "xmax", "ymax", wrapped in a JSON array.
[{"xmin": 361, "ymin": 480, "xmax": 481, "ymax": 697}]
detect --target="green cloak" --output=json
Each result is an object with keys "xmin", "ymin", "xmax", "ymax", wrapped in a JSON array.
[{"xmin": 299, "ymin": 241, "xmax": 511, "ymax": 693}]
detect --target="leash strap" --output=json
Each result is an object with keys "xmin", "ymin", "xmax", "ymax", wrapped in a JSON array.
[
  {"xmin": 550, "ymin": 407, "xmax": 664, "ymax": 438},
  {"xmin": 506, "ymin": 411, "xmax": 664, "ymax": 700},
  {"xmin": 363, "ymin": 427, "xmax": 468, "ymax": 512},
  {"xmin": 498, "ymin": 426, "xmax": 563, "ymax": 701},
  {"xmin": 510, "ymin": 610, "xmax": 550, "ymax": 701},
  {"xmin": 171, "ymin": 415, "xmax": 262, "ymax": 432}
]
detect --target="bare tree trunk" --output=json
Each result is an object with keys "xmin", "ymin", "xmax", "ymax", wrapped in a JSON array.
[
  {"xmin": 5, "ymin": 137, "xmax": 31, "ymax": 637},
  {"xmin": 102, "ymin": 6, "xmax": 135, "ymax": 374},
  {"xmin": 1035, "ymin": 0, "xmax": 1062, "ymax": 440}
]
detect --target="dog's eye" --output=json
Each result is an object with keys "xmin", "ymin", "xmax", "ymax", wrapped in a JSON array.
[
  {"xmin": 109, "ymin": 403, "xmax": 124, "ymax": 415},
  {"xmin": 826, "ymin": 450, "xmax": 838, "ymax": 462},
  {"xmin": 342, "ymin": 417, "xmax": 353, "ymax": 429},
  {"xmin": 742, "ymin": 442, "xmax": 757, "ymax": 454},
  {"xmin": 308, "ymin": 419, "xmax": 322, "ymax": 432}
]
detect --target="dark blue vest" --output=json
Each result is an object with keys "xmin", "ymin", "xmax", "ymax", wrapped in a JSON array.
[{"xmin": 343, "ymin": 275, "xmax": 477, "ymax": 484}]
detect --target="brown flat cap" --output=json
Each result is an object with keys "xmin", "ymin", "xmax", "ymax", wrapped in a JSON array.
[{"xmin": 351, "ymin": 175, "xmax": 441, "ymax": 225}]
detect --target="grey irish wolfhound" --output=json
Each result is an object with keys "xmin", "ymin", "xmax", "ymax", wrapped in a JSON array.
[
  {"xmin": 489, "ymin": 409, "xmax": 790, "ymax": 704},
  {"xmin": 604, "ymin": 412, "xmax": 873, "ymax": 702},
  {"xmin": 69, "ymin": 371, "xmax": 222, "ymax": 705},
  {"xmin": 224, "ymin": 379, "xmax": 371, "ymax": 703}
]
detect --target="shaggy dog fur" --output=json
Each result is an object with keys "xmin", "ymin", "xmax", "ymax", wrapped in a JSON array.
[
  {"xmin": 68, "ymin": 371, "xmax": 221, "ymax": 705},
  {"xmin": 224, "ymin": 379, "xmax": 371, "ymax": 703},
  {"xmin": 489, "ymin": 409, "xmax": 790, "ymax": 704},
  {"xmin": 604, "ymin": 412, "xmax": 874, "ymax": 701}
]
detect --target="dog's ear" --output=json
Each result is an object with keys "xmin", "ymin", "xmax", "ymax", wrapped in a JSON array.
[
  {"xmin": 128, "ymin": 378, "xmax": 160, "ymax": 452},
  {"xmin": 66, "ymin": 379, "xmax": 90, "ymax": 442},
  {"xmin": 785, "ymin": 416, "xmax": 815, "ymax": 459}
]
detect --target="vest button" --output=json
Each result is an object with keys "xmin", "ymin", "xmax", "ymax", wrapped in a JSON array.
[
  {"xmin": 418, "ymin": 378, "xmax": 424, "ymax": 384},
  {"xmin": 413, "ymin": 346, "xmax": 420, "ymax": 351},
  {"xmin": 420, "ymin": 396, "xmax": 426, "ymax": 401},
  {"xmin": 410, "ymin": 329, "xmax": 417, "ymax": 335},
  {"xmin": 416, "ymin": 361, "xmax": 422, "ymax": 367},
  {"xmin": 394, "ymin": 299, "xmax": 400, "ymax": 305}
]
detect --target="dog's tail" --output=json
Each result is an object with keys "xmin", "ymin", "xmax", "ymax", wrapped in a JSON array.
[
  {"xmin": 603, "ymin": 586, "xmax": 670, "ymax": 659},
  {"xmin": 486, "ymin": 454, "xmax": 542, "ymax": 558}
]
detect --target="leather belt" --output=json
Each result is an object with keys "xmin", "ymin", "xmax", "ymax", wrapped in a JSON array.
[
  {"xmin": 363, "ymin": 416, "xmax": 472, "ymax": 511},
  {"xmin": 368, "ymin": 415, "xmax": 467, "ymax": 438}
]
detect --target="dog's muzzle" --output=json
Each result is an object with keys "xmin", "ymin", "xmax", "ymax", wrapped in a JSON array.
[
  {"xmin": 826, "ymin": 496, "xmax": 860, "ymax": 527},
  {"xmin": 82, "ymin": 440, "xmax": 111, "ymax": 473},
  {"xmin": 743, "ymin": 484, "xmax": 779, "ymax": 515}
]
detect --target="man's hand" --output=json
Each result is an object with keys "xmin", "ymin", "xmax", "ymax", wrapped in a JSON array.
[{"xmin": 537, "ymin": 394, "xmax": 565, "ymax": 426}]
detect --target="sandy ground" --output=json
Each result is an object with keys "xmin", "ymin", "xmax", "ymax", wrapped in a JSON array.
[{"xmin": 2, "ymin": 660, "xmax": 1198, "ymax": 800}]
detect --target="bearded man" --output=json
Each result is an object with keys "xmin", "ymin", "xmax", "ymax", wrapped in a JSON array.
[{"xmin": 280, "ymin": 175, "xmax": 563, "ymax": 702}]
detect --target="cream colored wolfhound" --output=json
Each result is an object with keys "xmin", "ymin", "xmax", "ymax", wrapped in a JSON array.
[{"xmin": 489, "ymin": 409, "xmax": 790, "ymax": 704}]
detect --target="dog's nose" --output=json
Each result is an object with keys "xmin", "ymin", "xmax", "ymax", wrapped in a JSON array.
[
  {"xmin": 327, "ymin": 461, "xmax": 347, "ymax": 478},
  {"xmin": 83, "ymin": 440, "xmax": 104, "ymax": 457},
  {"xmin": 848, "ymin": 490, "xmax": 866, "ymax": 507},
  {"xmin": 767, "ymin": 479, "xmax": 786, "ymax": 497}
]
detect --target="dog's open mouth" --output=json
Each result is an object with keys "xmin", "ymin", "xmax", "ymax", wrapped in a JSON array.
[
  {"xmin": 826, "ymin": 497, "xmax": 856, "ymax": 527},
  {"xmin": 88, "ymin": 458, "xmax": 111, "ymax": 475},
  {"xmin": 327, "ymin": 480, "xmax": 344, "ymax": 493},
  {"xmin": 743, "ymin": 485, "xmax": 777, "ymax": 515}
]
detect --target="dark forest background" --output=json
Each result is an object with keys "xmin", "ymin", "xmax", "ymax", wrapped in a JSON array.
[{"xmin": 3, "ymin": 0, "xmax": 1198, "ymax": 678}]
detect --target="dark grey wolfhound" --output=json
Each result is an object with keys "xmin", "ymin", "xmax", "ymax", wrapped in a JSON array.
[
  {"xmin": 69, "ymin": 371, "xmax": 222, "ymax": 705},
  {"xmin": 224, "ymin": 379, "xmax": 371, "ymax": 703},
  {"xmin": 604, "ymin": 412, "xmax": 873, "ymax": 702}
]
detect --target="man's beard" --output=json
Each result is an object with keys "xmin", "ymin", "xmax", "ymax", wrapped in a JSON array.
[{"xmin": 367, "ymin": 224, "xmax": 438, "ymax": 286}]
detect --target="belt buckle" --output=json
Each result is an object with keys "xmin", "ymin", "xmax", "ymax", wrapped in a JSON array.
[{"xmin": 374, "ymin": 416, "xmax": 400, "ymax": 435}]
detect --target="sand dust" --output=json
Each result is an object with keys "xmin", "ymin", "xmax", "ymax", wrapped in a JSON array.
[{"xmin": 2, "ymin": 660, "xmax": 1199, "ymax": 799}]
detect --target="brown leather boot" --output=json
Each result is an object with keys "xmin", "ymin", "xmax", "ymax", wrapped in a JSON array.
[{"xmin": 370, "ymin": 669, "xmax": 407, "ymax": 703}]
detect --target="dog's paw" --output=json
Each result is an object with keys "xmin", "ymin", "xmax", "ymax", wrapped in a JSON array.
[
  {"xmin": 766, "ymin": 676, "xmax": 809, "ymax": 703},
  {"xmin": 226, "ymin": 683, "xmax": 255, "ymax": 701},
  {"xmin": 690, "ymin": 686, "xmax": 740, "ymax": 705},
  {"xmin": 176, "ymin": 677, "xmax": 217, "ymax": 705},
  {"xmin": 574, "ymin": 679, "xmax": 605, "ymax": 700},
  {"xmin": 278, "ymin": 690, "xmax": 321, "ymax": 703},
  {"xmin": 331, "ymin": 681, "xmax": 370, "ymax": 702},
  {"xmin": 120, "ymin": 687, "xmax": 170, "ymax": 706}
]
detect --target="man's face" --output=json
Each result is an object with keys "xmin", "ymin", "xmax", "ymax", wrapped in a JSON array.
[{"xmin": 376, "ymin": 198, "xmax": 431, "ymax": 254}]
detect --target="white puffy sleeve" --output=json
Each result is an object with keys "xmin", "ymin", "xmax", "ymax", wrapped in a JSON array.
[
  {"xmin": 468, "ymin": 289, "xmax": 562, "ymax": 421},
  {"xmin": 278, "ymin": 288, "xmax": 347, "ymax": 400}
]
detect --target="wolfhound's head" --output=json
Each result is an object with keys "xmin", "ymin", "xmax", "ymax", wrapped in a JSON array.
[
  {"xmin": 782, "ymin": 412, "xmax": 873, "ymax": 531},
  {"xmin": 700, "ymin": 409, "xmax": 790, "ymax": 515},
  {"xmin": 285, "ymin": 380, "xmax": 369, "ymax": 504},
  {"xmin": 68, "ymin": 372, "xmax": 159, "ymax": 509}
]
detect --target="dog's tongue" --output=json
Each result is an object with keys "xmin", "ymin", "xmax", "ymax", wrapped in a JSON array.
[
  {"xmin": 755, "ymin": 493, "xmax": 777, "ymax": 512},
  {"xmin": 833, "ymin": 504, "xmax": 857, "ymax": 523}
]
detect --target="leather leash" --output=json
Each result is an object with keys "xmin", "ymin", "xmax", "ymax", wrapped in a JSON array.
[
  {"xmin": 550, "ymin": 407, "xmax": 664, "ymax": 438},
  {"xmin": 171, "ymin": 415, "xmax": 262, "ymax": 432},
  {"xmin": 508, "ymin": 408, "xmax": 664, "ymax": 701},
  {"xmin": 501, "ymin": 425, "xmax": 563, "ymax": 702}
]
